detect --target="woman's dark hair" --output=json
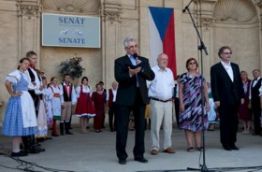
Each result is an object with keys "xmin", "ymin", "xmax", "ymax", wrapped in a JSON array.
[
  {"xmin": 42, "ymin": 76, "xmax": 47, "ymax": 80},
  {"xmin": 186, "ymin": 57, "xmax": 199, "ymax": 70},
  {"xmin": 218, "ymin": 46, "xmax": 232, "ymax": 58},
  {"xmin": 81, "ymin": 76, "xmax": 89, "ymax": 84},
  {"xmin": 98, "ymin": 81, "xmax": 104, "ymax": 85},
  {"xmin": 17, "ymin": 57, "xmax": 30, "ymax": 69},
  {"xmin": 19, "ymin": 57, "xmax": 30, "ymax": 63},
  {"xmin": 26, "ymin": 51, "xmax": 37, "ymax": 58},
  {"xmin": 50, "ymin": 77, "xmax": 56, "ymax": 82},
  {"xmin": 96, "ymin": 83, "xmax": 102, "ymax": 88}
]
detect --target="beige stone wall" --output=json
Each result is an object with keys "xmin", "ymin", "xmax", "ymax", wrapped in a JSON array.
[{"xmin": 0, "ymin": 0, "xmax": 262, "ymax": 123}]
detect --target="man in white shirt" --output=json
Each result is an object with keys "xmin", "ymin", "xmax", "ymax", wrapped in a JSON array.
[
  {"xmin": 259, "ymin": 82, "xmax": 262, "ymax": 128},
  {"xmin": 23, "ymin": 51, "xmax": 45, "ymax": 154},
  {"xmin": 148, "ymin": 53, "xmax": 175, "ymax": 155},
  {"xmin": 60, "ymin": 74, "xmax": 77, "ymax": 135},
  {"xmin": 107, "ymin": 81, "xmax": 118, "ymax": 132}
]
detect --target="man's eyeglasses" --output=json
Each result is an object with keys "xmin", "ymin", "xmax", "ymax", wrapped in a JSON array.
[
  {"xmin": 127, "ymin": 45, "xmax": 138, "ymax": 49},
  {"xmin": 223, "ymin": 52, "xmax": 232, "ymax": 55}
]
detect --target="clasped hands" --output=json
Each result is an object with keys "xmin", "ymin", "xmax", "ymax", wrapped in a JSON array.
[{"xmin": 128, "ymin": 59, "xmax": 142, "ymax": 77}]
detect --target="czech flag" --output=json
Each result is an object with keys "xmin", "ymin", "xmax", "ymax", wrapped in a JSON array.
[{"xmin": 148, "ymin": 7, "xmax": 177, "ymax": 77}]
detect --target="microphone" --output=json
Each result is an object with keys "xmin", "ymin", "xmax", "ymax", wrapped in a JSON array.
[
  {"xmin": 133, "ymin": 53, "xmax": 138, "ymax": 59},
  {"xmin": 182, "ymin": 0, "xmax": 194, "ymax": 13},
  {"xmin": 182, "ymin": 7, "xmax": 187, "ymax": 13}
]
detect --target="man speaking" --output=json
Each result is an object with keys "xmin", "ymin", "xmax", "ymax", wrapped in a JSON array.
[{"xmin": 114, "ymin": 37, "xmax": 155, "ymax": 164}]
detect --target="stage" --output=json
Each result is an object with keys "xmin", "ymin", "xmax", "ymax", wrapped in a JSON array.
[{"xmin": 0, "ymin": 129, "xmax": 262, "ymax": 172}]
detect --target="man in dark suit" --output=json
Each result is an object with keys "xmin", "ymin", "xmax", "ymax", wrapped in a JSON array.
[
  {"xmin": 114, "ymin": 37, "xmax": 155, "ymax": 164},
  {"xmin": 251, "ymin": 69, "xmax": 262, "ymax": 135},
  {"xmin": 211, "ymin": 46, "xmax": 244, "ymax": 151}
]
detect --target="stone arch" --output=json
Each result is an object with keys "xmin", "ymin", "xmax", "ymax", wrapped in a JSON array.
[
  {"xmin": 214, "ymin": 0, "xmax": 258, "ymax": 23},
  {"xmin": 212, "ymin": 0, "xmax": 260, "ymax": 75}
]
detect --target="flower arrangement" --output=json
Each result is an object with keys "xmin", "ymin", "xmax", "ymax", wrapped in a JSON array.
[{"xmin": 58, "ymin": 56, "xmax": 85, "ymax": 79}]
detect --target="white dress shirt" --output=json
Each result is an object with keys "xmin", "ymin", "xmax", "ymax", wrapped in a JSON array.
[
  {"xmin": 60, "ymin": 82, "xmax": 77, "ymax": 105},
  {"xmin": 259, "ymin": 80, "xmax": 262, "ymax": 96},
  {"xmin": 148, "ymin": 65, "xmax": 174, "ymax": 101},
  {"xmin": 106, "ymin": 89, "xmax": 117, "ymax": 102},
  {"xmin": 76, "ymin": 85, "xmax": 92, "ymax": 98},
  {"xmin": 221, "ymin": 61, "xmax": 234, "ymax": 82},
  {"xmin": 252, "ymin": 77, "xmax": 261, "ymax": 88},
  {"xmin": 112, "ymin": 89, "xmax": 117, "ymax": 102},
  {"xmin": 25, "ymin": 67, "xmax": 43, "ymax": 94}
]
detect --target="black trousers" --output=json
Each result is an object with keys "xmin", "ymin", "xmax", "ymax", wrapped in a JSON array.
[
  {"xmin": 108, "ymin": 103, "xmax": 117, "ymax": 131},
  {"xmin": 174, "ymin": 97, "xmax": 180, "ymax": 127},
  {"xmin": 116, "ymin": 90, "xmax": 146, "ymax": 160},
  {"xmin": 218, "ymin": 104, "xmax": 239, "ymax": 147},
  {"xmin": 252, "ymin": 102, "xmax": 261, "ymax": 134}
]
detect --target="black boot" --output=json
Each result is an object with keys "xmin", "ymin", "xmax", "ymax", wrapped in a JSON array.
[
  {"xmin": 22, "ymin": 136, "xmax": 30, "ymax": 153},
  {"xmin": 29, "ymin": 135, "xmax": 45, "ymax": 153},
  {"xmin": 23, "ymin": 135, "xmax": 42, "ymax": 154},
  {"xmin": 65, "ymin": 122, "xmax": 73, "ymax": 135},
  {"xmin": 60, "ymin": 122, "xmax": 64, "ymax": 135}
]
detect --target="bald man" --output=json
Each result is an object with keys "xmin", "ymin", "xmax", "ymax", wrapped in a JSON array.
[{"xmin": 148, "ymin": 53, "xmax": 176, "ymax": 155}]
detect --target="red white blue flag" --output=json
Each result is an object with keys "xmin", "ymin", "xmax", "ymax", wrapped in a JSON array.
[{"xmin": 148, "ymin": 7, "xmax": 177, "ymax": 77}]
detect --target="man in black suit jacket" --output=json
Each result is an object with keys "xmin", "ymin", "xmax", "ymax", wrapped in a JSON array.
[
  {"xmin": 114, "ymin": 37, "xmax": 155, "ymax": 164},
  {"xmin": 211, "ymin": 46, "xmax": 244, "ymax": 151},
  {"xmin": 251, "ymin": 69, "xmax": 262, "ymax": 135}
]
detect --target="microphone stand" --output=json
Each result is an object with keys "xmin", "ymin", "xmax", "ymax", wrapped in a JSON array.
[{"xmin": 182, "ymin": 1, "xmax": 212, "ymax": 172}]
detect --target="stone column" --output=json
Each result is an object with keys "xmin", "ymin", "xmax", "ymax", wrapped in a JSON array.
[
  {"xmin": 255, "ymin": 0, "xmax": 262, "ymax": 70},
  {"xmin": 17, "ymin": 0, "xmax": 41, "ymax": 62},
  {"xmin": 101, "ymin": 0, "xmax": 121, "ymax": 88}
]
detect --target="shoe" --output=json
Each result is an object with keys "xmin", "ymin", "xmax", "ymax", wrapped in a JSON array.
[
  {"xmin": 134, "ymin": 157, "xmax": 148, "ymax": 163},
  {"xmin": 65, "ymin": 122, "xmax": 73, "ymax": 135},
  {"xmin": 45, "ymin": 137, "xmax": 53, "ymax": 140},
  {"xmin": 196, "ymin": 147, "xmax": 203, "ymax": 151},
  {"xmin": 231, "ymin": 145, "xmax": 239, "ymax": 150},
  {"xmin": 163, "ymin": 147, "xmax": 176, "ymax": 154},
  {"xmin": 186, "ymin": 147, "xmax": 194, "ymax": 152},
  {"xmin": 80, "ymin": 129, "xmax": 88, "ymax": 134},
  {"xmin": 65, "ymin": 131, "xmax": 73, "ymax": 135},
  {"xmin": 36, "ymin": 138, "xmax": 45, "ymax": 143},
  {"xmin": 52, "ymin": 133, "xmax": 59, "ymax": 137},
  {"xmin": 28, "ymin": 145, "xmax": 45, "ymax": 154},
  {"xmin": 118, "ymin": 159, "xmax": 127, "ymax": 165},
  {"xmin": 11, "ymin": 151, "xmax": 28, "ymax": 157},
  {"xmin": 150, "ymin": 149, "xmax": 159, "ymax": 155},
  {"xmin": 222, "ymin": 145, "xmax": 231, "ymax": 151},
  {"xmin": 95, "ymin": 130, "xmax": 102, "ymax": 133}
]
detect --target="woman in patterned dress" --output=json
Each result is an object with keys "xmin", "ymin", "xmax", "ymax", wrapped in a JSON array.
[
  {"xmin": 178, "ymin": 58, "xmax": 209, "ymax": 152},
  {"xmin": 2, "ymin": 57, "xmax": 37, "ymax": 157}
]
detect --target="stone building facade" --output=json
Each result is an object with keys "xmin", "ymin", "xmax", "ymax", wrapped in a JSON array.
[{"xmin": 0, "ymin": 0, "xmax": 262, "ymax": 122}]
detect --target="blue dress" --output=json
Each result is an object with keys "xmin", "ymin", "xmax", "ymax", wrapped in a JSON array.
[
  {"xmin": 2, "ymin": 71, "xmax": 37, "ymax": 136},
  {"xmin": 179, "ymin": 73, "xmax": 208, "ymax": 132}
]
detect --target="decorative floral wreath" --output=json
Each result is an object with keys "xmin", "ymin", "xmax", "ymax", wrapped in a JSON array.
[{"xmin": 58, "ymin": 56, "xmax": 85, "ymax": 79}]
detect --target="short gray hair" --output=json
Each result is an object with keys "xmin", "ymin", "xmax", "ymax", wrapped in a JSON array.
[{"xmin": 123, "ymin": 36, "xmax": 136, "ymax": 48}]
